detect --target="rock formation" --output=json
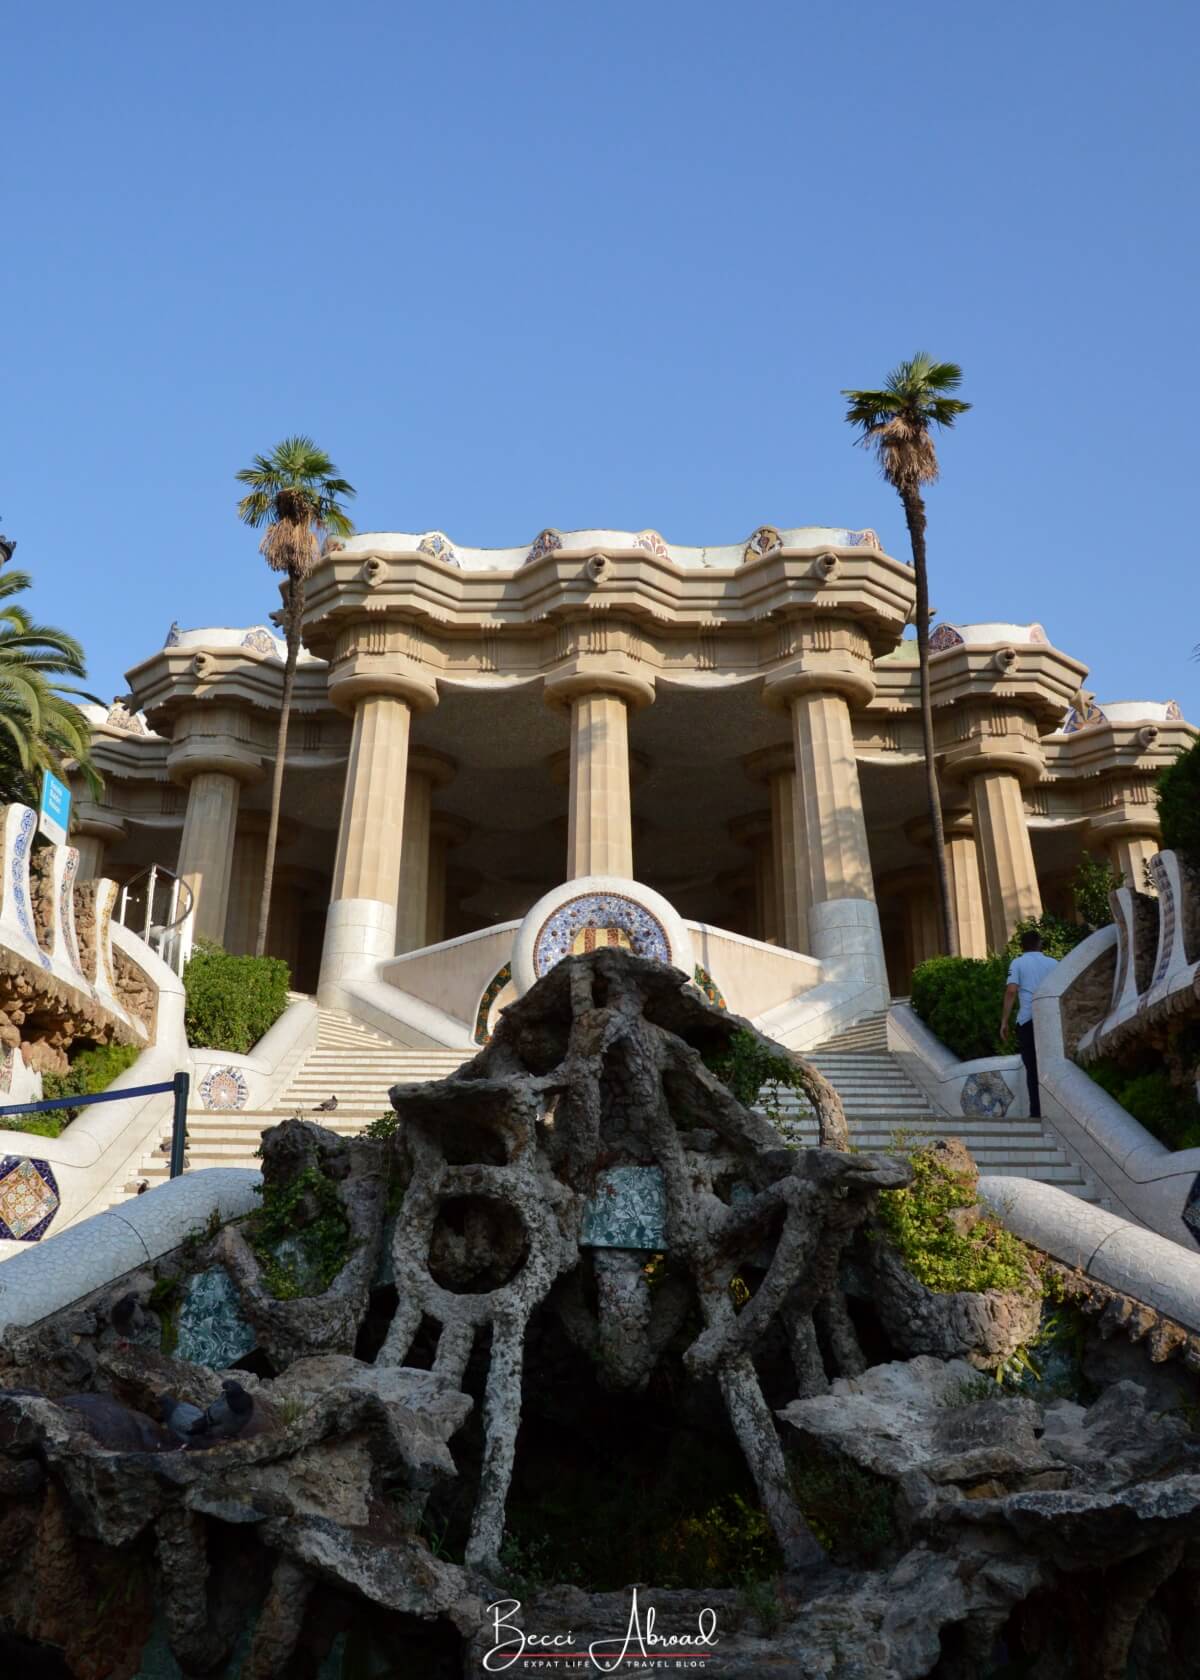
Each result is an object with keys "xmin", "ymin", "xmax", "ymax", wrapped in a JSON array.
[{"xmin": 1, "ymin": 949, "xmax": 1200, "ymax": 1678}]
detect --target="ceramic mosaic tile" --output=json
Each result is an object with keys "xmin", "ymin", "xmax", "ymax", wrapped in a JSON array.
[
  {"xmin": 475, "ymin": 963, "xmax": 512, "ymax": 1045},
  {"xmin": 0, "ymin": 1155, "xmax": 61, "ymax": 1241},
  {"xmin": 533, "ymin": 893, "xmax": 671, "ymax": 977},
  {"xmin": 581, "ymin": 1166, "xmax": 667, "ymax": 1250},
  {"xmin": 960, "ymin": 1072, "xmax": 1013, "ymax": 1119},
  {"xmin": 199, "ymin": 1066, "xmax": 249, "ymax": 1110},
  {"xmin": 240, "ymin": 627, "xmax": 277, "ymax": 656},
  {"xmin": 692, "ymin": 964, "xmax": 726, "ymax": 1009},
  {"xmin": 175, "ymin": 1267, "xmax": 258, "ymax": 1368},
  {"xmin": 1182, "ymin": 1174, "xmax": 1200, "ymax": 1250}
]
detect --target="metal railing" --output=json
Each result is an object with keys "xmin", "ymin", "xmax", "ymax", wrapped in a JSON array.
[
  {"xmin": 0, "ymin": 1071, "xmax": 191, "ymax": 1177},
  {"xmin": 116, "ymin": 865, "xmax": 195, "ymax": 976}
]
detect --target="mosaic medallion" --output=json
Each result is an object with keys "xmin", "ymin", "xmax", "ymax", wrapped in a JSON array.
[
  {"xmin": 1062, "ymin": 697, "xmax": 1107, "ymax": 734},
  {"xmin": 417, "ymin": 531, "xmax": 461, "ymax": 567},
  {"xmin": 241, "ymin": 627, "xmax": 277, "ymax": 657},
  {"xmin": 960, "ymin": 1072, "xmax": 1013, "ymax": 1120},
  {"xmin": 743, "ymin": 525, "xmax": 782, "ymax": 562},
  {"xmin": 199, "ymin": 1066, "xmax": 249, "ymax": 1111},
  {"xmin": 581, "ymin": 1166, "xmax": 667, "ymax": 1250},
  {"xmin": 105, "ymin": 699, "xmax": 147, "ymax": 733},
  {"xmin": 525, "ymin": 528, "xmax": 563, "ymax": 563},
  {"xmin": 0, "ymin": 1156, "xmax": 61, "ymax": 1241},
  {"xmin": 164, "ymin": 621, "xmax": 182, "ymax": 647},
  {"xmin": 475, "ymin": 963, "xmax": 513, "ymax": 1045},
  {"xmin": 843, "ymin": 528, "xmax": 881, "ymax": 548},
  {"xmin": 929, "ymin": 623, "xmax": 964, "ymax": 652},
  {"xmin": 533, "ymin": 892, "xmax": 671, "ymax": 978},
  {"xmin": 631, "ymin": 530, "xmax": 671, "ymax": 561},
  {"xmin": 175, "ymin": 1268, "xmax": 258, "ymax": 1367}
]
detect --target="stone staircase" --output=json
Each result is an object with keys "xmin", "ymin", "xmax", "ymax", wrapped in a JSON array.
[
  {"xmin": 115, "ymin": 1006, "xmax": 1101, "ymax": 1204},
  {"xmin": 767, "ymin": 1012, "xmax": 1103, "ymax": 1202},
  {"xmin": 116, "ymin": 1010, "xmax": 471, "ymax": 1194}
]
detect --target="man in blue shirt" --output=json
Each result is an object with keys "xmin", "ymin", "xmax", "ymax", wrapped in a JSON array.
[{"xmin": 1000, "ymin": 931, "xmax": 1059, "ymax": 1118}]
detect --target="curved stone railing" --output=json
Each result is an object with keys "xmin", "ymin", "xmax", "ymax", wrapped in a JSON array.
[{"xmin": 0, "ymin": 1168, "xmax": 261, "ymax": 1333}]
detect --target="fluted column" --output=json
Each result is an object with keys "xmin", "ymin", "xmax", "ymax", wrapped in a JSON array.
[
  {"xmin": 907, "ymin": 807, "xmax": 988, "ymax": 960},
  {"xmin": 747, "ymin": 749, "xmax": 807, "ymax": 951},
  {"xmin": 763, "ymin": 655, "xmax": 884, "ymax": 991},
  {"xmin": 70, "ymin": 805, "xmax": 127, "ymax": 883},
  {"xmin": 394, "ymin": 752, "xmax": 456, "ymax": 954},
  {"xmin": 223, "ymin": 823, "xmax": 268, "ymax": 955},
  {"xmin": 730, "ymin": 811, "xmax": 777, "ymax": 944},
  {"xmin": 568, "ymin": 692, "xmax": 632, "ymax": 877},
  {"xmin": 969, "ymin": 771, "xmax": 1042, "ymax": 950},
  {"xmin": 177, "ymin": 773, "xmax": 242, "ymax": 944},
  {"xmin": 1107, "ymin": 832, "xmax": 1158, "ymax": 894},
  {"xmin": 320, "ymin": 692, "xmax": 419, "ymax": 997}
]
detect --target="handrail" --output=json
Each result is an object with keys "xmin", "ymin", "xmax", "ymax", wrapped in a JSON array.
[
  {"xmin": 115, "ymin": 864, "xmax": 195, "ymax": 977},
  {"xmin": 0, "ymin": 1071, "xmax": 192, "ymax": 1177}
]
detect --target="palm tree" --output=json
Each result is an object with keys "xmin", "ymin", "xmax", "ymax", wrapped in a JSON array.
[
  {"xmin": 843, "ymin": 354, "xmax": 971, "ymax": 957},
  {"xmin": 236, "ymin": 437, "xmax": 355, "ymax": 957},
  {"xmin": 0, "ymin": 568, "xmax": 101, "ymax": 804}
]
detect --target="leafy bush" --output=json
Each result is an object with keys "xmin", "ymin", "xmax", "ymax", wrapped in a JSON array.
[
  {"xmin": 1087, "ymin": 1058, "xmax": 1200, "ymax": 1151},
  {"xmin": 1071, "ymin": 854, "xmax": 1121, "ymax": 931},
  {"xmin": 789, "ymin": 1453, "xmax": 896, "ymax": 1566},
  {"xmin": 875, "ymin": 1143, "xmax": 1037, "ymax": 1295},
  {"xmin": 705, "ymin": 1027, "xmax": 811, "ymax": 1119},
  {"xmin": 9, "ymin": 1040, "xmax": 143, "ymax": 1135},
  {"xmin": 183, "ymin": 941, "xmax": 290, "ymax": 1053},
  {"xmin": 248, "ymin": 1165, "xmax": 351, "ymax": 1297},
  {"xmin": 1157, "ymin": 738, "xmax": 1200, "ymax": 871},
  {"xmin": 1005, "ymin": 912, "xmax": 1088, "ymax": 962},
  {"xmin": 910, "ymin": 955, "xmax": 1011, "ymax": 1062}
]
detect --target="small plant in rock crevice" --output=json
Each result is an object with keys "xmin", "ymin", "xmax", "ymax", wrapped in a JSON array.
[
  {"xmin": 874, "ymin": 1143, "xmax": 1037, "ymax": 1296},
  {"xmin": 704, "ymin": 1028, "xmax": 811, "ymax": 1121},
  {"xmin": 248, "ymin": 1165, "xmax": 352, "ymax": 1298}
]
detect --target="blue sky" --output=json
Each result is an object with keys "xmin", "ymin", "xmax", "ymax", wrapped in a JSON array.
[{"xmin": 6, "ymin": 0, "xmax": 1198, "ymax": 714}]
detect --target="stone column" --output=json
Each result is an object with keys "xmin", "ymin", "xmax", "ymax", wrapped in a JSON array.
[
  {"xmin": 906, "ymin": 807, "xmax": 988, "ymax": 960},
  {"xmin": 70, "ymin": 805, "xmax": 127, "ymax": 882},
  {"xmin": 1107, "ymin": 831, "xmax": 1158, "ymax": 894},
  {"xmin": 167, "ymin": 707, "xmax": 265, "ymax": 948},
  {"xmin": 968, "ymin": 771, "xmax": 1043, "ymax": 950},
  {"xmin": 730, "ymin": 812, "xmax": 777, "ymax": 944},
  {"xmin": 943, "ymin": 812, "xmax": 989, "ymax": 959},
  {"xmin": 746, "ymin": 748, "xmax": 807, "ymax": 951},
  {"xmin": 545, "ymin": 670, "xmax": 654, "ymax": 882},
  {"xmin": 396, "ymin": 751, "xmax": 456, "ymax": 954},
  {"xmin": 223, "ymin": 823, "xmax": 268, "ymax": 955},
  {"xmin": 177, "ymin": 772, "xmax": 243, "ymax": 944},
  {"xmin": 425, "ymin": 815, "xmax": 470, "ymax": 946},
  {"xmin": 763, "ymin": 657, "xmax": 885, "ymax": 991},
  {"xmin": 1086, "ymin": 807, "xmax": 1161, "ymax": 895},
  {"xmin": 880, "ymin": 867, "xmax": 940, "ymax": 972},
  {"xmin": 321, "ymin": 693, "xmax": 415, "ymax": 992}
]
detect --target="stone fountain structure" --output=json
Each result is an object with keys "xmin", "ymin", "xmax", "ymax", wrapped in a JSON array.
[{"xmin": 3, "ymin": 950, "xmax": 1200, "ymax": 1679}]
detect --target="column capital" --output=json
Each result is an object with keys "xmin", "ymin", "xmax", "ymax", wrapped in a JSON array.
[
  {"xmin": 166, "ymin": 737, "xmax": 265, "ymax": 787},
  {"xmin": 762, "ymin": 658, "xmax": 875, "ymax": 713},
  {"xmin": 543, "ymin": 661, "xmax": 655, "ymax": 713},
  {"xmin": 1084, "ymin": 807, "xmax": 1161, "ymax": 845},
  {"xmin": 743, "ymin": 744, "xmax": 795, "ymax": 784},
  {"xmin": 904, "ymin": 805, "xmax": 975, "ymax": 848},
  {"xmin": 71, "ymin": 802, "xmax": 128, "ymax": 845},
  {"xmin": 408, "ymin": 747, "xmax": 458, "ymax": 788},
  {"xmin": 941, "ymin": 735, "xmax": 1045, "ymax": 788},
  {"xmin": 327, "ymin": 666, "xmax": 439, "ymax": 715}
]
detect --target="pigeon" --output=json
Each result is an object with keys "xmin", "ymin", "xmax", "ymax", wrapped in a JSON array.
[
  {"xmin": 135, "ymin": 1179, "xmax": 149, "ymax": 1195},
  {"xmin": 58, "ymin": 1393, "xmax": 170, "ymax": 1453},
  {"xmin": 109, "ymin": 1292, "xmax": 146, "ymax": 1348},
  {"xmin": 313, "ymin": 1095, "xmax": 338, "ymax": 1113},
  {"xmin": 159, "ymin": 1392, "xmax": 209, "ymax": 1449},
  {"xmin": 199, "ymin": 1379, "xmax": 254, "ymax": 1442}
]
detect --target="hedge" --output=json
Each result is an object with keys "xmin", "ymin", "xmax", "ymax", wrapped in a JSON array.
[
  {"xmin": 183, "ymin": 943, "xmax": 291, "ymax": 1054},
  {"xmin": 909, "ymin": 905, "xmax": 1097, "ymax": 1064},
  {"xmin": 14, "ymin": 1041, "xmax": 142, "ymax": 1138}
]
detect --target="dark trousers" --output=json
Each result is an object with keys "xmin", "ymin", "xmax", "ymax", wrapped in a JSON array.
[{"xmin": 1017, "ymin": 1019, "xmax": 1041, "ymax": 1118}]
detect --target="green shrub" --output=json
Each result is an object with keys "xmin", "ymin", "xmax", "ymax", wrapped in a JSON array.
[
  {"xmin": 789, "ymin": 1453, "xmax": 896, "ymax": 1566},
  {"xmin": 911, "ymin": 955, "xmax": 1011, "ymax": 1062},
  {"xmin": 1157, "ymin": 738, "xmax": 1200, "ymax": 871},
  {"xmin": 183, "ymin": 941, "xmax": 290, "ymax": 1054},
  {"xmin": 875, "ymin": 1143, "xmax": 1037, "ymax": 1295},
  {"xmin": 11, "ymin": 1040, "xmax": 143, "ymax": 1134},
  {"xmin": 1087, "ymin": 1058, "xmax": 1200, "ymax": 1151},
  {"xmin": 1071, "ymin": 854, "xmax": 1121, "ymax": 931},
  {"xmin": 1005, "ymin": 913, "xmax": 1088, "ymax": 962}
]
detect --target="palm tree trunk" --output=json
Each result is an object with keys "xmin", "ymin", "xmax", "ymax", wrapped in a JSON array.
[
  {"xmin": 900, "ymin": 488, "xmax": 959, "ymax": 958},
  {"xmin": 255, "ymin": 573, "xmax": 303, "ymax": 958}
]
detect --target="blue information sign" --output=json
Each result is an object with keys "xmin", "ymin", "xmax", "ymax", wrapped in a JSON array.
[{"xmin": 38, "ymin": 769, "xmax": 71, "ymax": 847}]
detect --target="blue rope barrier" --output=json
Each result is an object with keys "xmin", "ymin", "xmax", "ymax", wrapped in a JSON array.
[{"xmin": 0, "ymin": 1080, "xmax": 175, "ymax": 1118}]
